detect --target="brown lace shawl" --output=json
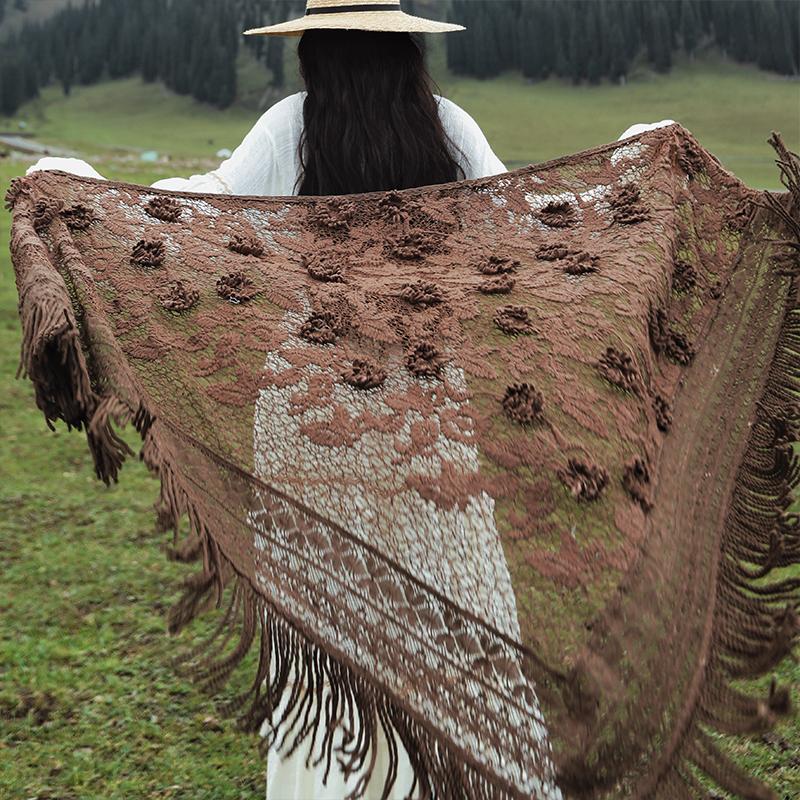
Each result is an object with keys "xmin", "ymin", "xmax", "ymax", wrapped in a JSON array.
[{"xmin": 8, "ymin": 125, "xmax": 800, "ymax": 800}]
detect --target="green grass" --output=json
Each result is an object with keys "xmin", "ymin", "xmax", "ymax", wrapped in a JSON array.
[
  {"xmin": 4, "ymin": 53, "xmax": 798, "ymax": 189},
  {"xmin": 8, "ymin": 81, "xmax": 258, "ymax": 162},
  {"xmin": 0, "ymin": 160, "xmax": 265, "ymax": 798},
  {"xmin": 441, "ymin": 54, "xmax": 800, "ymax": 189},
  {"xmin": 1, "ymin": 56, "xmax": 799, "ymax": 798}
]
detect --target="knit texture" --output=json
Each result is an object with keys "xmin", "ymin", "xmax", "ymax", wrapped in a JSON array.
[{"xmin": 8, "ymin": 125, "xmax": 799, "ymax": 799}]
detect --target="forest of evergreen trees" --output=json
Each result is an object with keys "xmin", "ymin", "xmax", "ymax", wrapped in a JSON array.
[
  {"xmin": 447, "ymin": 1, "xmax": 800, "ymax": 82},
  {"xmin": 0, "ymin": 0, "xmax": 798, "ymax": 117},
  {"xmin": 0, "ymin": 0, "xmax": 297, "ymax": 115}
]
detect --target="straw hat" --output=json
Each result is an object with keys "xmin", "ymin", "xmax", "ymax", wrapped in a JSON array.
[{"xmin": 243, "ymin": 0, "xmax": 465, "ymax": 37}]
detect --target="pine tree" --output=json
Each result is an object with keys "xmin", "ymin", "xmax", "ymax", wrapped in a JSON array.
[
  {"xmin": 141, "ymin": 34, "xmax": 158, "ymax": 83},
  {"xmin": 553, "ymin": 0, "xmax": 572, "ymax": 78},
  {"xmin": 730, "ymin": 0, "xmax": 757, "ymax": 64},
  {"xmin": 567, "ymin": 3, "xmax": 589, "ymax": 84},
  {"xmin": 709, "ymin": 1, "xmax": 732, "ymax": 56},
  {"xmin": 537, "ymin": 1, "xmax": 557, "ymax": 79},
  {"xmin": 758, "ymin": 0, "xmax": 795, "ymax": 75},
  {"xmin": 266, "ymin": 36, "xmax": 285, "ymax": 87},
  {"xmin": 607, "ymin": 5, "xmax": 629, "ymax": 83},
  {"xmin": 520, "ymin": 2, "xmax": 546, "ymax": 80},
  {"xmin": 0, "ymin": 57, "xmax": 23, "ymax": 115},
  {"xmin": 3, "ymin": 0, "xmax": 799, "ymax": 117},
  {"xmin": 680, "ymin": 0, "xmax": 699, "ymax": 55},
  {"xmin": 648, "ymin": 3, "xmax": 673, "ymax": 73}
]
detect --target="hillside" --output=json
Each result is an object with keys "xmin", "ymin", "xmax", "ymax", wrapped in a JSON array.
[
  {"xmin": 1, "ymin": 32, "xmax": 799, "ymax": 800},
  {"xmin": 5, "ymin": 55, "xmax": 798, "ymax": 190}
]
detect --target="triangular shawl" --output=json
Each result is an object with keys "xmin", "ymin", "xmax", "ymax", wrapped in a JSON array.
[{"xmin": 7, "ymin": 125, "xmax": 800, "ymax": 800}]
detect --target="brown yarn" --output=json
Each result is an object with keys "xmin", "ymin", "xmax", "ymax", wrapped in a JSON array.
[
  {"xmin": 308, "ymin": 199, "xmax": 355, "ymax": 234},
  {"xmin": 131, "ymin": 238, "xmax": 166, "ymax": 269},
  {"xmin": 728, "ymin": 199, "xmax": 754, "ymax": 232},
  {"xmin": 400, "ymin": 281, "xmax": 444, "ymax": 308},
  {"xmin": 679, "ymin": 140, "xmax": 706, "ymax": 178},
  {"xmin": 303, "ymin": 253, "xmax": 345, "ymax": 283},
  {"xmin": 342, "ymin": 359, "xmax": 387, "ymax": 391},
  {"xmin": 300, "ymin": 311, "xmax": 342, "ymax": 345},
  {"xmin": 673, "ymin": 259, "xmax": 698, "ymax": 293},
  {"xmin": 478, "ymin": 254, "xmax": 519, "ymax": 275},
  {"xmin": 216, "ymin": 271, "xmax": 258, "ymax": 304},
  {"xmin": 478, "ymin": 275, "xmax": 516, "ymax": 295},
  {"xmin": 32, "ymin": 197, "xmax": 64, "ymax": 230},
  {"xmin": 378, "ymin": 190, "xmax": 414, "ymax": 226},
  {"xmin": 159, "ymin": 280, "xmax": 200, "ymax": 313},
  {"xmin": 558, "ymin": 459, "xmax": 609, "ymax": 502},
  {"xmin": 623, "ymin": 456, "xmax": 653, "ymax": 512},
  {"xmin": 537, "ymin": 243, "xmax": 575, "ymax": 262},
  {"xmin": 61, "ymin": 203, "xmax": 95, "ymax": 231},
  {"xmin": 609, "ymin": 183, "xmax": 649, "ymax": 225},
  {"xmin": 538, "ymin": 200, "xmax": 575, "ymax": 228},
  {"xmin": 502, "ymin": 383, "xmax": 544, "ymax": 425},
  {"xmin": 494, "ymin": 305, "xmax": 535, "ymax": 336},
  {"xmin": 653, "ymin": 394, "xmax": 673, "ymax": 433},
  {"xmin": 146, "ymin": 195, "xmax": 183, "ymax": 223},
  {"xmin": 389, "ymin": 231, "xmax": 445, "ymax": 260},
  {"xmin": 227, "ymin": 233, "xmax": 265, "ymax": 257},
  {"xmin": 597, "ymin": 346, "xmax": 642, "ymax": 395},
  {"xmin": 405, "ymin": 341, "xmax": 444, "ymax": 378},
  {"xmin": 664, "ymin": 328, "xmax": 696, "ymax": 365},
  {"xmin": 649, "ymin": 306, "xmax": 696, "ymax": 365},
  {"xmin": 562, "ymin": 251, "xmax": 599, "ymax": 275}
]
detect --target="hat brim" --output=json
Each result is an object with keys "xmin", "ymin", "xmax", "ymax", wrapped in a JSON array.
[{"xmin": 244, "ymin": 10, "xmax": 465, "ymax": 36}]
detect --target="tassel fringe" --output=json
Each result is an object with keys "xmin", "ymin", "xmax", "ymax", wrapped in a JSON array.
[
  {"xmin": 641, "ymin": 134, "xmax": 800, "ymax": 800},
  {"xmin": 130, "ymin": 403, "xmax": 518, "ymax": 799}
]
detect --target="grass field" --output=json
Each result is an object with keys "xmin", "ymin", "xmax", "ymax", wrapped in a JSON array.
[
  {"xmin": 442, "ymin": 56, "xmax": 800, "ymax": 188},
  {"xmin": 1, "ymin": 56, "xmax": 799, "ymax": 799}
]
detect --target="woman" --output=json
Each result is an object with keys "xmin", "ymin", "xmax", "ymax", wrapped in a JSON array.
[{"xmin": 27, "ymin": 3, "xmax": 673, "ymax": 798}]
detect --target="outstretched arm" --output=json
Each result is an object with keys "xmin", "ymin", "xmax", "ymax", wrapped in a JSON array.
[
  {"xmin": 150, "ymin": 115, "xmax": 277, "ymax": 195},
  {"xmin": 435, "ymin": 96, "xmax": 508, "ymax": 179},
  {"xmin": 26, "ymin": 121, "xmax": 275, "ymax": 195},
  {"xmin": 617, "ymin": 120, "xmax": 676, "ymax": 141},
  {"xmin": 26, "ymin": 156, "xmax": 107, "ymax": 180},
  {"xmin": 24, "ymin": 95, "xmax": 296, "ymax": 195}
]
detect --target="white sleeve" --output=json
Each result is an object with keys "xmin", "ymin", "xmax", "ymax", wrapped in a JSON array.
[
  {"xmin": 618, "ymin": 120, "xmax": 676, "ymax": 141},
  {"xmin": 24, "ymin": 136, "xmax": 274, "ymax": 196},
  {"xmin": 27, "ymin": 157, "xmax": 106, "ymax": 180},
  {"xmin": 25, "ymin": 98, "xmax": 291, "ymax": 196},
  {"xmin": 436, "ymin": 96, "xmax": 507, "ymax": 180},
  {"xmin": 151, "ymin": 115, "xmax": 278, "ymax": 195}
]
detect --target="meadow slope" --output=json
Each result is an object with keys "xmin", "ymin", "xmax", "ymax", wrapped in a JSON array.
[{"xmin": 5, "ymin": 56, "xmax": 799, "ymax": 189}]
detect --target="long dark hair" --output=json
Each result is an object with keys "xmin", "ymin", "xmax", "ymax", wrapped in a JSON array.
[{"xmin": 296, "ymin": 30, "xmax": 466, "ymax": 196}]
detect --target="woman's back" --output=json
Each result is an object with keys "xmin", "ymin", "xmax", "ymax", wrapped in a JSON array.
[
  {"xmin": 31, "ymin": 25, "xmax": 508, "ymax": 199},
  {"xmin": 150, "ymin": 89, "xmax": 506, "ymax": 197}
]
